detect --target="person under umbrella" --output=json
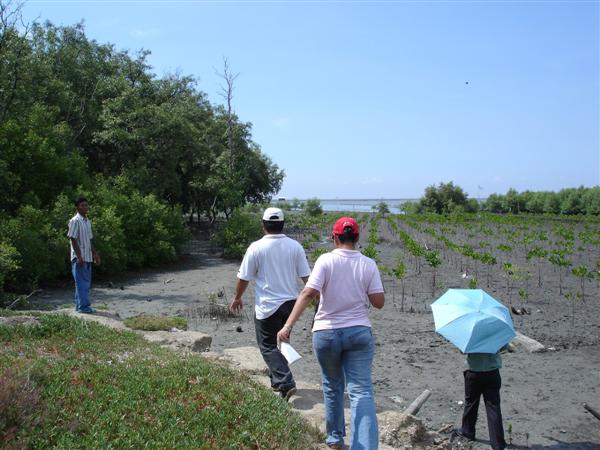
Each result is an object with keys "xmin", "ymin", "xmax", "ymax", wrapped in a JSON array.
[{"xmin": 431, "ymin": 289, "xmax": 515, "ymax": 450}]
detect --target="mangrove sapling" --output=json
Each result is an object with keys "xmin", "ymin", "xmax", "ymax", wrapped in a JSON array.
[
  {"xmin": 502, "ymin": 263, "xmax": 528, "ymax": 304},
  {"xmin": 311, "ymin": 246, "xmax": 328, "ymax": 264},
  {"xmin": 549, "ymin": 250, "xmax": 572, "ymax": 295},
  {"xmin": 518, "ymin": 289, "xmax": 529, "ymax": 326},
  {"xmin": 425, "ymin": 250, "xmax": 442, "ymax": 296},
  {"xmin": 393, "ymin": 259, "xmax": 407, "ymax": 311},
  {"xmin": 497, "ymin": 243, "xmax": 513, "ymax": 254},
  {"xmin": 502, "ymin": 262, "xmax": 515, "ymax": 297},
  {"xmin": 526, "ymin": 247, "xmax": 548, "ymax": 287},
  {"xmin": 468, "ymin": 277, "xmax": 477, "ymax": 289},
  {"xmin": 571, "ymin": 265, "xmax": 593, "ymax": 303},
  {"xmin": 362, "ymin": 244, "xmax": 378, "ymax": 261},
  {"xmin": 481, "ymin": 252, "xmax": 497, "ymax": 288},
  {"xmin": 563, "ymin": 291, "xmax": 582, "ymax": 332}
]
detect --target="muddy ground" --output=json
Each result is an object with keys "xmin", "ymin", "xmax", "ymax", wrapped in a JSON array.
[{"xmin": 31, "ymin": 229, "xmax": 600, "ymax": 450}]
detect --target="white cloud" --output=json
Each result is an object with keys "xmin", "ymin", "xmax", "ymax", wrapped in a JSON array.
[
  {"xmin": 130, "ymin": 28, "xmax": 160, "ymax": 39},
  {"xmin": 273, "ymin": 117, "xmax": 289, "ymax": 128},
  {"xmin": 361, "ymin": 177, "xmax": 383, "ymax": 185}
]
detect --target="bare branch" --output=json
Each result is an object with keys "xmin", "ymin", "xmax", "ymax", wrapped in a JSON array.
[{"xmin": 215, "ymin": 57, "xmax": 240, "ymax": 172}]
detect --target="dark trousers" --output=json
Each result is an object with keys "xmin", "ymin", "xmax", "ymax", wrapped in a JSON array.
[
  {"xmin": 461, "ymin": 369, "xmax": 506, "ymax": 450},
  {"xmin": 255, "ymin": 300, "xmax": 296, "ymax": 391}
]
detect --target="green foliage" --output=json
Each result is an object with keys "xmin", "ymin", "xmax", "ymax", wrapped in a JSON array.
[
  {"xmin": 480, "ymin": 252, "xmax": 497, "ymax": 266},
  {"xmin": 497, "ymin": 244, "xmax": 513, "ymax": 253},
  {"xmin": 526, "ymin": 247, "xmax": 548, "ymax": 261},
  {"xmin": 418, "ymin": 182, "xmax": 478, "ymax": 214},
  {"xmin": 124, "ymin": 315, "xmax": 187, "ymax": 331},
  {"xmin": 548, "ymin": 250, "xmax": 571, "ymax": 269},
  {"xmin": 425, "ymin": 250, "xmax": 441, "ymax": 268},
  {"xmin": 400, "ymin": 201, "xmax": 423, "ymax": 214},
  {"xmin": 311, "ymin": 246, "xmax": 328, "ymax": 264},
  {"xmin": 2, "ymin": 17, "xmax": 283, "ymax": 219},
  {"xmin": 0, "ymin": 314, "xmax": 318, "ymax": 449},
  {"xmin": 378, "ymin": 263, "xmax": 392, "ymax": 277},
  {"xmin": 0, "ymin": 205, "xmax": 68, "ymax": 291},
  {"xmin": 483, "ymin": 186, "xmax": 600, "ymax": 215},
  {"xmin": 362, "ymin": 244, "xmax": 378, "ymax": 260},
  {"xmin": 94, "ymin": 177, "xmax": 189, "ymax": 270},
  {"xmin": 218, "ymin": 209, "xmax": 262, "ymax": 259},
  {"xmin": 571, "ymin": 265, "xmax": 592, "ymax": 282},
  {"xmin": 0, "ymin": 241, "xmax": 20, "ymax": 293},
  {"xmin": 303, "ymin": 198, "xmax": 323, "ymax": 216},
  {"xmin": 468, "ymin": 277, "xmax": 478, "ymax": 289},
  {"xmin": 392, "ymin": 259, "xmax": 406, "ymax": 280},
  {"xmin": 372, "ymin": 202, "xmax": 390, "ymax": 215},
  {"xmin": 0, "ymin": 7, "xmax": 285, "ymax": 291},
  {"xmin": 290, "ymin": 198, "xmax": 302, "ymax": 210}
]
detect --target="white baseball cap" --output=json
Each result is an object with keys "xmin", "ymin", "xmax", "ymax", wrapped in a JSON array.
[{"xmin": 262, "ymin": 207, "xmax": 284, "ymax": 221}]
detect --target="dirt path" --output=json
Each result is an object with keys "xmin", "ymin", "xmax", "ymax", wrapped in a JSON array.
[{"xmin": 32, "ymin": 240, "xmax": 600, "ymax": 449}]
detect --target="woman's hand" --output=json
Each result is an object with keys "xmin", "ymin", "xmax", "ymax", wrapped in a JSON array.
[{"xmin": 277, "ymin": 325, "xmax": 292, "ymax": 344}]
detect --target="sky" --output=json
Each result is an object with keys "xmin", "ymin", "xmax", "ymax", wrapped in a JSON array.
[{"xmin": 22, "ymin": 0, "xmax": 600, "ymax": 199}]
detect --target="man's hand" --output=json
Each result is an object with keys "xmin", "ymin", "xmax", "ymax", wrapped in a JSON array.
[
  {"xmin": 76, "ymin": 255, "xmax": 84, "ymax": 267},
  {"xmin": 93, "ymin": 252, "xmax": 101, "ymax": 266},
  {"xmin": 277, "ymin": 325, "xmax": 292, "ymax": 344},
  {"xmin": 229, "ymin": 297, "xmax": 243, "ymax": 314}
]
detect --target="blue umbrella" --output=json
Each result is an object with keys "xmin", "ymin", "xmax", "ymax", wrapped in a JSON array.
[{"xmin": 431, "ymin": 289, "xmax": 516, "ymax": 353}]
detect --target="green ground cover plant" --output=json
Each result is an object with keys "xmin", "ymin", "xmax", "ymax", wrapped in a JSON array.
[
  {"xmin": 0, "ymin": 313, "xmax": 318, "ymax": 449},
  {"xmin": 123, "ymin": 315, "xmax": 188, "ymax": 331}
]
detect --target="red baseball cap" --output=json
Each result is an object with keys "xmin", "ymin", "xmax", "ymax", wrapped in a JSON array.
[{"xmin": 332, "ymin": 217, "xmax": 360, "ymax": 236}]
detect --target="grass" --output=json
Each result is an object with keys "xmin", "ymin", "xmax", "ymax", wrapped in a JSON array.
[
  {"xmin": 0, "ymin": 313, "xmax": 320, "ymax": 449},
  {"xmin": 124, "ymin": 314, "xmax": 188, "ymax": 331}
]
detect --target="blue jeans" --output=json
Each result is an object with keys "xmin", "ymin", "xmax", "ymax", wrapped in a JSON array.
[
  {"xmin": 313, "ymin": 326, "xmax": 378, "ymax": 449},
  {"xmin": 72, "ymin": 260, "xmax": 92, "ymax": 311}
]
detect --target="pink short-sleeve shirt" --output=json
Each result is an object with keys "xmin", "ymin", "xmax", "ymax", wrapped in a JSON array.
[{"xmin": 306, "ymin": 249, "xmax": 384, "ymax": 332}]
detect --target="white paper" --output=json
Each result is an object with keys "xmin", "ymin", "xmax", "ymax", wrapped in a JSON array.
[{"xmin": 279, "ymin": 342, "xmax": 302, "ymax": 364}]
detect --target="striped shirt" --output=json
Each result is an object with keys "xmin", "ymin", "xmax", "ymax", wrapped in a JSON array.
[{"xmin": 67, "ymin": 213, "xmax": 94, "ymax": 262}]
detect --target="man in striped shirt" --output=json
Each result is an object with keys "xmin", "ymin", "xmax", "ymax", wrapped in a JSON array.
[{"xmin": 67, "ymin": 197, "xmax": 101, "ymax": 313}]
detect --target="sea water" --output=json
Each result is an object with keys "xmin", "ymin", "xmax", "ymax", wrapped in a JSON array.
[{"xmin": 316, "ymin": 199, "xmax": 414, "ymax": 214}]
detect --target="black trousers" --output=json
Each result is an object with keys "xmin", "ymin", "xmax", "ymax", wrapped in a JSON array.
[
  {"xmin": 461, "ymin": 369, "xmax": 506, "ymax": 450},
  {"xmin": 254, "ymin": 299, "xmax": 296, "ymax": 391}
]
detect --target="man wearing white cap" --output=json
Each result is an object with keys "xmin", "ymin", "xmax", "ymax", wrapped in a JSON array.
[{"xmin": 230, "ymin": 207, "xmax": 310, "ymax": 401}]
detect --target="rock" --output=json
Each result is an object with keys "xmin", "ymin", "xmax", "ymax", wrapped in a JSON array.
[
  {"xmin": 378, "ymin": 411, "xmax": 426, "ymax": 447},
  {"xmin": 0, "ymin": 316, "xmax": 41, "ymax": 327},
  {"xmin": 142, "ymin": 330, "xmax": 212, "ymax": 352},
  {"xmin": 221, "ymin": 346, "xmax": 267, "ymax": 374},
  {"xmin": 236, "ymin": 325, "xmax": 243, "ymax": 332},
  {"xmin": 58, "ymin": 309, "xmax": 127, "ymax": 330},
  {"xmin": 513, "ymin": 332, "xmax": 545, "ymax": 353},
  {"xmin": 390, "ymin": 395, "xmax": 406, "ymax": 405}
]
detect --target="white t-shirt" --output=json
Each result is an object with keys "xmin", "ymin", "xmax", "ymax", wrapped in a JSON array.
[
  {"xmin": 307, "ymin": 248, "xmax": 384, "ymax": 332},
  {"xmin": 238, "ymin": 234, "xmax": 311, "ymax": 319},
  {"xmin": 67, "ymin": 213, "xmax": 94, "ymax": 262}
]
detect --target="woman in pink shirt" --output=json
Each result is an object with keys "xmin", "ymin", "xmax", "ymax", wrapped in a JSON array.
[{"xmin": 277, "ymin": 217, "xmax": 385, "ymax": 450}]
